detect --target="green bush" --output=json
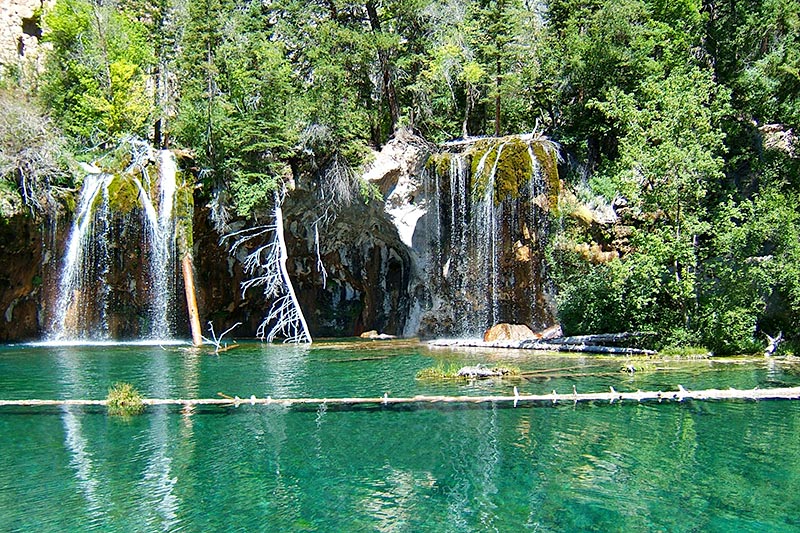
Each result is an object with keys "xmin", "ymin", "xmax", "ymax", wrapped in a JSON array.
[{"xmin": 106, "ymin": 382, "xmax": 145, "ymax": 416}]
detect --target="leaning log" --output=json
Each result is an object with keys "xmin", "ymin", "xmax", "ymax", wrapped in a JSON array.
[{"xmin": 182, "ymin": 255, "xmax": 203, "ymax": 347}]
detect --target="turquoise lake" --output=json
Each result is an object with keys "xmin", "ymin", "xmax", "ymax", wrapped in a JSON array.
[{"xmin": 1, "ymin": 340, "xmax": 799, "ymax": 532}]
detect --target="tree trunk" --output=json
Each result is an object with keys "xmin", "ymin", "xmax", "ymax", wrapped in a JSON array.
[
  {"xmin": 495, "ymin": 58, "xmax": 502, "ymax": 137},
  {"xmin": 182, "ymin": 255, "xmax": 203, "ymax": 347},
  {"xmin": 365, "ymin": 0, "xmax": 399, "ymax": 135}
]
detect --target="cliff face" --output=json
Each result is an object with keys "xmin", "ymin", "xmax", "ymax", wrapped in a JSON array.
[
  {"xmin": 0, "ymin": 0, "xmax": 49, "ymax": 87},
  {"xmin": 193, "ymin": 183, "xmax": 417, "ymax": 339},
  {"xmin": 0, "ymin": 213, "xmax": 61, "ymax": 341}
]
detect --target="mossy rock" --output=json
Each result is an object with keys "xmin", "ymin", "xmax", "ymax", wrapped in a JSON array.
[
  {"xmin": 531, "ymin": 142, "xmax": 560, "ymax": 209},
  {"xmin": 468, "ymin": 136, "xmax": 559, "ymax": 205},
  {"xmin": 175, "ymin": 181, "xmax": 194, "ymax": 252},
  {"xmin": 493, "ymin": 138, "xmax": 533, "ymax": 203},
  {"xmin": 106, "ymin": 175, "xmax": 142, "ymax": 214}
]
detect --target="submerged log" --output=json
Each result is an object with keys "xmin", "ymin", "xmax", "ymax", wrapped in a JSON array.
[{"xmin": 2, "ymin": 385, "xmax": 800, "ymax": 409}]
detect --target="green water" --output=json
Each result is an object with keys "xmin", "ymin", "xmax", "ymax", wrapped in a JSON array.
[{"xmin": 1, "ymin": 340, "xmax": 800, "ymax": 532}]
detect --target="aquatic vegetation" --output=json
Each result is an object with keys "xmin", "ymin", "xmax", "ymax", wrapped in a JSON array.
[
  {"xmin": 416, "ymin": 363, "xmax": 521, "ymax": 380},
  {"xmin": 106, "ymin": 382, "xmax": 144, "ymax": 416}
]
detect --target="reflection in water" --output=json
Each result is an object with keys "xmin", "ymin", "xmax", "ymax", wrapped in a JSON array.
[
  {"xmin": 56, "ymin": 349, "xmax": 108, "ymax": 527},
  {"xmin": 61, "ymin": 407, "xmax": 106, "ymax": 523},
  {"xmin": 443, "ymin": 404, "xmax": 500, "ymax": 531},
  {"xmin": 2, "ymin": 343, "xmax": 799, "ymax": 531},
  {"xmin": 262, "ymin": 344, "xmax": 310, "ymax": 398},
  {"xmin": 140, "ymin": 408, "xmax": 179, "ymax": 531},
  {"xmin": 360, "ymin": 467, "xmax": 434, "ymax": 532},
  {"xmin": 139, "ymin": 350, "xmax": 180, "ymax": 531}
]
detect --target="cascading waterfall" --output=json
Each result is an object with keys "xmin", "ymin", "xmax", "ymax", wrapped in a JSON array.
[
  {"xmin": 51, "ymin": 173, "xmax": 114, "ymax": 340},
  {"xmin": 419, "ymin": 135, "xmax": 558, "ymax": 338},
  {"xmin": 49, "ymin": 146, "xmax": 179, "ymax": 341},
  {"xmin": 139, "ymin": 150, "xmax": 178, "ymax": 339}
]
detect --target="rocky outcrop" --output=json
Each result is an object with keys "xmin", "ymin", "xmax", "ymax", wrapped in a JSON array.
[
  {"xmin": 0, "ymin": 0, "xmax": 50, "ymax": 87},
  {"xmin": 0, "ymin": 212, "xmax": 63, "ymax": 341},
  {"xmin": 363, "ymin": 129, "xmax": 432, "ymax": 248},
  {"xmin": 193, "ymin": 185, "xmax": 416, "ymax": 339},
  {"xmin": 483, "ymin": 323, "xmax": 536, "ymax": 342}
]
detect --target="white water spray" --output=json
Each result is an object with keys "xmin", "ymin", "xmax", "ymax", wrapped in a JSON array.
[{"xmin": 49, "ymin": 145, "xmax": 180, "ymax": 341}]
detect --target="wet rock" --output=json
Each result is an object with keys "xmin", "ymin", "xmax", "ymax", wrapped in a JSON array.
[
  {"xmin": 538, "ymin": 324, "xmax": 563, "ymax": 340},
  {"xmin": 483, "ymin": 323, "xmax": 536, "ymax": 342},
  {"xmin": 360, "ymin": 330, "xmax": 397, "ymax": 340}
]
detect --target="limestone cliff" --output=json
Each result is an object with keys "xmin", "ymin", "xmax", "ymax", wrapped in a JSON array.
[{"xmin": 0, "ymin": 0, "xmax": 50, "ymax": 87}]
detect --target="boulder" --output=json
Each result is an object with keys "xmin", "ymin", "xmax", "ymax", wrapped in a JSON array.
[
  {"xmin": 483, "ymin": 323, "xmax": 537, "ymax": 342},
  {"xmin": 538, "ymin": 324, "xmax": 563, "ymax": 340},
  {"xmin": 360, "ymin": 330, "xmax": 397, "ymax": 340}
]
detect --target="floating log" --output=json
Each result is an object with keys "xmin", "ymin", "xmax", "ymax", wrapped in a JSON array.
[
  {"xmin": 2, "ymin": 385, "xmax": 800, "ymax": 410},
  {"xmin": 545, "ymin": 332, "xmax": 653, "ymax": 346},
  {"xmin": 430, "ymin": 338, "xmax": 656, "ymax": 355}
]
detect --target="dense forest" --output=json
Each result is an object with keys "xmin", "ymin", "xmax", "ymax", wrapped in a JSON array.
[{"xmin": 1, "ymin": 0, "xmax": 799, "ymax": 353}]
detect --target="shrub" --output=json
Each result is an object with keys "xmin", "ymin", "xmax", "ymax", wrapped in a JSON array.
[{"xmin": 106, "ymin": 382, "xmax": 145, "ymax": 416}]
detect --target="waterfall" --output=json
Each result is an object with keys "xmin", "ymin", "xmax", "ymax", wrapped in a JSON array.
[
  {"xmin": 51, "ymin": 173, "xmax": 114, "ymax": 340},
  {"xmin": 143, "ymin": 150, "xmax": 178, "ymax": 339},
  {"xmin": 419, "ymin": 136, "xmax": 557, "ymax": 338},
  {"xmin": 49, "ymin": 146, "xmax": 180, "ymax": 341}
]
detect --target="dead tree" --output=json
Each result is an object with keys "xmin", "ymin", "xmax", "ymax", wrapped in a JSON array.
[{"xmin": 225, "ymin": 188, "xmax": 311, "ymax": 344}]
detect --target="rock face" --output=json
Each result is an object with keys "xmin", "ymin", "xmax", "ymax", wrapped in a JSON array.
[
  {"xmin": 363, "ymin": 129, "xmax": 431, "ymax": 249},
  {"xmin": 0, "ymin": 213, "xmax": 61, "ymax": 341},
  {"xmin": 193, "ymin": 184, "xmax": 417, "ymax": 339},
  {"xmin": 0, "ymin": 0, "xmax": 50, "ymax": 87},
  {"xmin": 483, "ymin": 323, "xmax": 537, "ymax": 342},
  {"xmin": 283, "ymin": 187, "xmax": 414, "ymax": 337}
]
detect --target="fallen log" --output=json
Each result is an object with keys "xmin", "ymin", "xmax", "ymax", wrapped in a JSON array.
[
  {"xmin": 2, "ymin": 385, "xmax": 800, "ymax": 409},
  {"xmin": 545, "ymin": 332, "xmax": 654, "ymax": 346},
  {"xmin": 429, "ymin": 338, "xmax": 656, "ymax": 355}
]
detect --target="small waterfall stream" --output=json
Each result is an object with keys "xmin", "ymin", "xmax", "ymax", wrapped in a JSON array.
[
  {"xmin": 51, "ymin": 173, "xmax": 114, "ymax": 339},
  {"xmin": 417, "ymin": 136, "xmax": 558, "ymax": 338},
  {"xmin": 49, "ymin": 147, "xmax": 179, "ymax": 341}
]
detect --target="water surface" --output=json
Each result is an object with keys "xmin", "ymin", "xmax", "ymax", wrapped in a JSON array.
[{"xmin": 1, "ymin": 340, "xmax": 799, "ymax": 531}]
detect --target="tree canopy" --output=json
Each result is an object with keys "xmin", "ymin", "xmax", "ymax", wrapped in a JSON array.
[{"xmin": 16, "ymin": 0, "xmax": 800, "ymax": 352}]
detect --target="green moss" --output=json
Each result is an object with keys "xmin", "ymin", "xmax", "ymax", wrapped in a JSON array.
[
  {"xmin": 425, "ymin": 152, "xmax": 455, "ymax": 178},
  {"xmin": 532, "ymin": 142, "xmax": 560, "ymax": 210},
  {"xmin": 469, "ymin": 139, "xmax": 492, "ymax": 178},
  {"xmin": 175, "ymin": 180, "xmax": 194, "ymax": 254},
  {"xmin": 436, "ymin": 152, "xmax": 452, "ymax": 177},
  {"xmin": 469, "ymin": 137, "xmax": 535, "ymax": 204},
  {"xmin": 106, "ymin": 175, "xmax": 141, "ymax": 214},
  {"xmin": 494, "ymin": 138, "xmax": 533, "ymax": 203}
]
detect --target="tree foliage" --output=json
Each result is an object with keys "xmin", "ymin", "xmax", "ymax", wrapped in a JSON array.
[
  {"xmin": 30, "ymin": 0, "xmax": 800, "ymax": 350},
  {"xmin": 41, "ymin": 0, "xmax": 155, "ymax": 145}
]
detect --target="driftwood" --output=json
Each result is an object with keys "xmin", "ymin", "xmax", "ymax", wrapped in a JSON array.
[
  {"xmin": 545, "ymin": 332, "xmax": 653, "ymax": 346},
  {"xmin": 2, "ymin": 385, "xmax": 800, "ymax": 410},
  {"xmin": 430, "ymin": 338, "xmax": 657, "ymax": 355},
  {"xmin": 765, "ymin": 332, "xmax": 783, "ymax": 356},
  {"xmin": 457, "ymin": 365, "xmax": 506, "ymax": 378}
]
